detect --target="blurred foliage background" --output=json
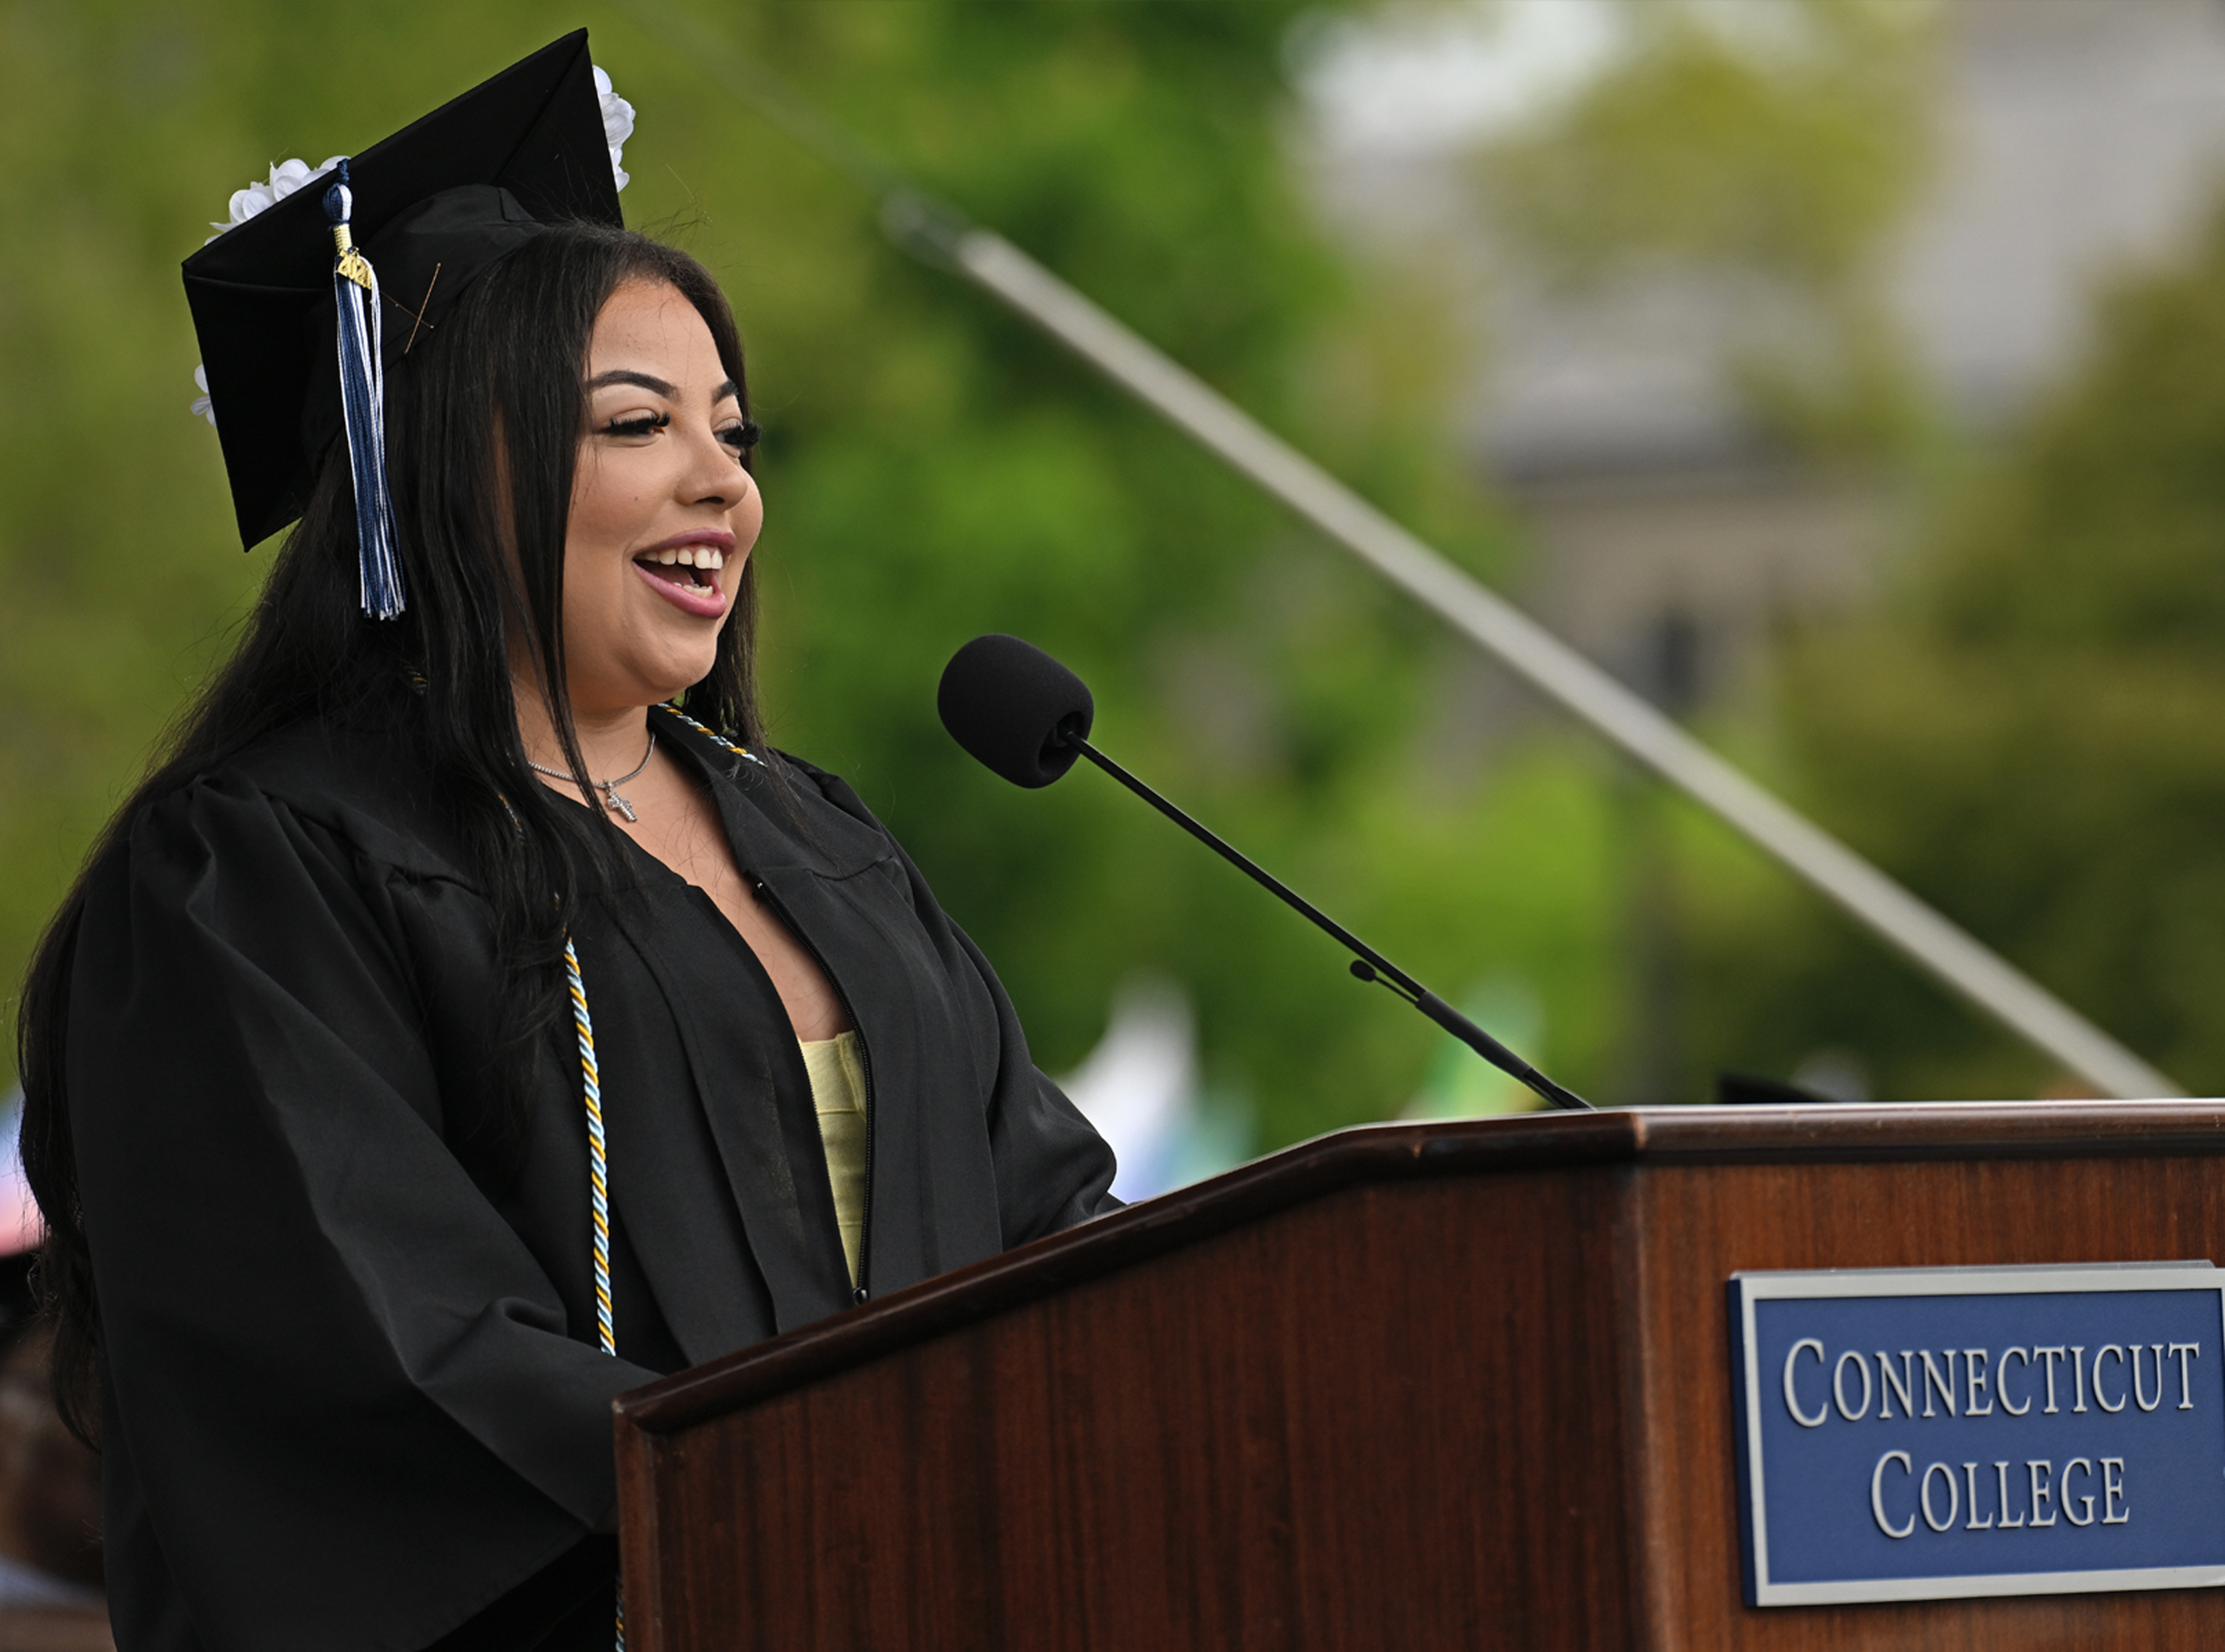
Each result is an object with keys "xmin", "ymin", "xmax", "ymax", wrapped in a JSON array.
[
  {"xmin": 3, "ymin": 0, "xmax": 2222, "ymax": 1161},
  {"xmin": 1688, "ymin": 204, "xmax": 2225, "ymax": 1101}
]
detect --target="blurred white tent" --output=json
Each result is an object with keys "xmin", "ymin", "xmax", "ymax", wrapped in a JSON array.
[
  {"xmin": 1059, "ymin": 977, "xmax": 1256, "ymax": 1202},
  {"xmin": 0, "ymin": 1090, "xmax": 36, "ymax": 1258}
]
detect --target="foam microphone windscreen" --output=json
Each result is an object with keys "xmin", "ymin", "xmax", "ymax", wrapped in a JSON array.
[{"xmin": 937, "ymin": 634, "xmax": 1096, "ymax": 788}]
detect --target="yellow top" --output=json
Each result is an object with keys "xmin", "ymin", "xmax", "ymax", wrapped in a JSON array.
[{"xmin": 799, "ymin": 1031, "xmax": 869, "ymax": 1285}]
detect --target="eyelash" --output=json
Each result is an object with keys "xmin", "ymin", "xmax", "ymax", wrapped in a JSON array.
[{"xmin": 601, "ymin": 412, "xmax": 763, "ymax": 453}]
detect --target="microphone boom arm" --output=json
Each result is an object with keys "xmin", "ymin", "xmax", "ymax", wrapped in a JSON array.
[{"xmin": 1070, "ymin": 737, "xmax": 1591, "ymax": 1112}]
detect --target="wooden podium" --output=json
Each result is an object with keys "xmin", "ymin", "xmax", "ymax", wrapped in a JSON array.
[{"xmin": 612, "ymin": 1103, "xmax": 2225, "ymax": 1649}]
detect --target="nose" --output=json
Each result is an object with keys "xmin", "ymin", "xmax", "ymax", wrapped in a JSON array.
[{"xmin": 679, "ymin": 416, "xmax": 751, "ymax": 510}]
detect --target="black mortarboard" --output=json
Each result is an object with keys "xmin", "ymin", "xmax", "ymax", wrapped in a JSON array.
[{"xmin": 182, "ymin": 31, "xmax": 624, "ymax": 571}]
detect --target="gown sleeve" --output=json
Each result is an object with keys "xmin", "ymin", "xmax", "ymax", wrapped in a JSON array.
[
  {"xmin": 787, "ymin": 760, "xmax": 1123, "ymax": 1244},
  {"xmin": 947, "ymin": 920, "xmax": 1126, "ymax": 1245},
  {"xmin": 67, "ymin": 771, "xmax": 656, "ymax": 1652}
]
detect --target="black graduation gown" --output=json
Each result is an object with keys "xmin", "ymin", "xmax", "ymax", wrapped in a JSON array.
[{"xmin": 64, "ymin": 708, "xmax": 1119, "ymax": 1652}]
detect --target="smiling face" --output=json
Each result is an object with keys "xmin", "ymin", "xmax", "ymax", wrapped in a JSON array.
[{"xmin": 560, "ymin": 277, "xmax": 763, "ymax": 717}]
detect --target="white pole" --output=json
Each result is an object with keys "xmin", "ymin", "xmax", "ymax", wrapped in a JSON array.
[{"xmin": 952, "ymin": 229, "xmax": 2182, "ymax": 1101}]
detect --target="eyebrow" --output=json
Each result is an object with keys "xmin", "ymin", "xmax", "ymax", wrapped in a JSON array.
[
  {"xmin": 586, "ymin": 370, "xmax": 676, "ymax": 397},
  {"xmin": 585, "ymin": 370, "xmax": 742, "ymax": 405}
]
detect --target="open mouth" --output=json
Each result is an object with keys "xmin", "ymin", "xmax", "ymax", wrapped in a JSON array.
[
  {"xmin": 633, "ymin": 543, "xmax": 724, "ymax": 594},
  {"xmin": 631, "ymin": 541, "xmax": 731, "ymax": 617}
]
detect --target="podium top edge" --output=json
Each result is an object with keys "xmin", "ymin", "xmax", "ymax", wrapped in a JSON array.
[{"xmin": 613, "ymin": 1101, "xmax": 2225, "ymax": 1435}]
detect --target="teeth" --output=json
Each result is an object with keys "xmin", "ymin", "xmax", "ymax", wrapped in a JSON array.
[{"xmin": 638, "ymin": 546, "xmax": 726, "ymax": 572}]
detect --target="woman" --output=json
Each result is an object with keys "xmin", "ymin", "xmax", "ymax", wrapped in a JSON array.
[{"xmin": 10, "ymin": 35, "xmax": 1117, "ymax": 1652}]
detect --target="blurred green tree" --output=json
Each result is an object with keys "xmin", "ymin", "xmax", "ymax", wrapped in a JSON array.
[{"xmin": 1684, "ymin": 201, "xmax": 2225, "ymax": 1099}]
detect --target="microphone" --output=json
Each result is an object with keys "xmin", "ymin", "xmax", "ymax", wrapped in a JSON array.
[{"xmin": 937, "ymin": 634, "xmax": 1591, "ymax": 1112}]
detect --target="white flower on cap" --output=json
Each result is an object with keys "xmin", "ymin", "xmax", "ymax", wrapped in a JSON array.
[
  {"xmin": 595, "ymin": 65, "xmax": 635, "ymax": 192},
  {"xmin": 207, "ymin": 155, "xmax": 348, "ymax": 242}
]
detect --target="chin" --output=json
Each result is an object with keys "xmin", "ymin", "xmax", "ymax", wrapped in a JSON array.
[
  {"xmin": 646, "ymin": 657, "xmax": 721, "ymax": 706},
  {"xmin": 624, "ymin": 636, "xmax": 720, "ymax": 701}
]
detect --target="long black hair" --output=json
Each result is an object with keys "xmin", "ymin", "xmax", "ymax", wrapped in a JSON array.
[{"xmin": 14, "ymin": 220, "xmax": 763, "ymax": 1442}]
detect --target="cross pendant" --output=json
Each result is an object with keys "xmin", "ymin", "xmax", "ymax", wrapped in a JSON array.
[{"xmin": 602, "ymin": 784, "xmax": 639, "ymax": 824}]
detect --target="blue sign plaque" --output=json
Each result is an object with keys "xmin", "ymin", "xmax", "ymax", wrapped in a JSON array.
[{"xmin": 1730, "ymin": 1263, "xmax": 2225, "ymax": 1606}]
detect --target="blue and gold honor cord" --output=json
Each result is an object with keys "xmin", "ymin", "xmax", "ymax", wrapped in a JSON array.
[
  {"xmin": 563, "ymin": 938, "xmax": 616, "ymax": 1359},
  {"xmin": 657, "ymin": 700, "xmax": 763, "ymax": 766},
  {"xmin": 562, "ymin": 938, "xmax": 624, "ymax": 1649}
]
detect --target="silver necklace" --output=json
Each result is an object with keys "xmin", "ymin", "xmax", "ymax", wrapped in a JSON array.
[{"xmin": 528, "ymin": 736, "xmax": 655, "ymax": 823}]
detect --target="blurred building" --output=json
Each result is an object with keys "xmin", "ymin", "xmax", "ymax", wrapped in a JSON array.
[{"xmin": 1306, "ymin": 0, "xmax": 2225, "ymax": 723}]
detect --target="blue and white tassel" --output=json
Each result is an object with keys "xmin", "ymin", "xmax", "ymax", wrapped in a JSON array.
[{"xmin": 323, "ymin": 160, "xmax": 406, "ymax": 620}]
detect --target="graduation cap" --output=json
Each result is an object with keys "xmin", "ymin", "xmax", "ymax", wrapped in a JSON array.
[{"xmin": 182, "ymin": 30, "xmax": 626, "ymax": 611}]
